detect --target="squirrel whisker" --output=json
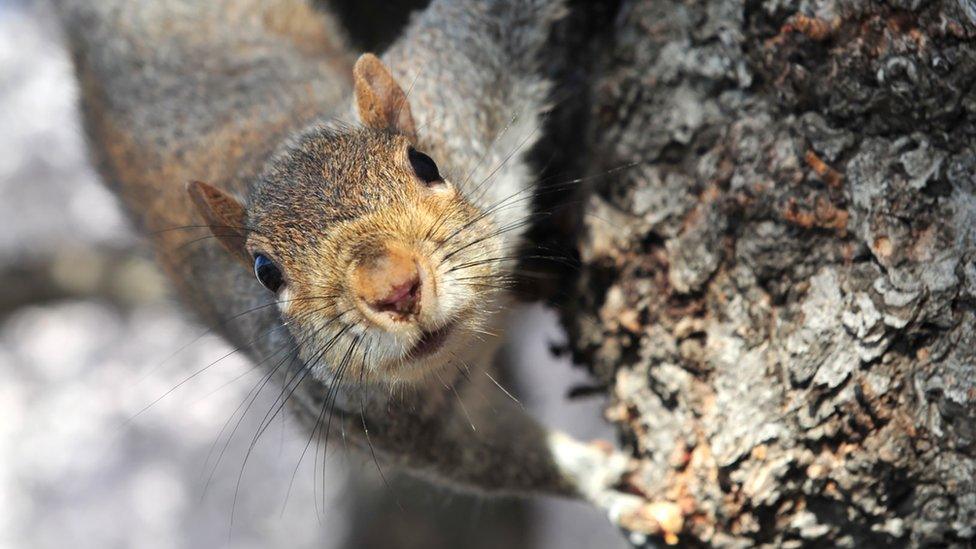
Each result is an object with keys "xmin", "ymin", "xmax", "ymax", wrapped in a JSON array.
[{"xmin": 202, "ymin": 312, "xmax": 354, "ymax": 496}]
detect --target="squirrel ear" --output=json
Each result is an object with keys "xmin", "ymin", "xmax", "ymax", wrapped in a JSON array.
[
  {"xmin": 186, "ymin": 180, "xmax": 250, "ymax": 267},
  {"xmin": 353, "ymin": 53, "xmax": 417, "ymax": 140}
]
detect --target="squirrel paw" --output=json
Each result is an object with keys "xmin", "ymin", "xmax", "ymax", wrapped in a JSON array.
[
  {"xmin": 600, "ymin": 491, "xmax": 683, "ymax": 546},
  {"xmin": 550, "ymin": 434, "xmax": 683, "ymax": 544}
]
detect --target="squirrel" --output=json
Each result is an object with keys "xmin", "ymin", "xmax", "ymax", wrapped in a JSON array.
[{"xmin": 54, "ymin": 0, "xmax": 681, "ymax": 540}]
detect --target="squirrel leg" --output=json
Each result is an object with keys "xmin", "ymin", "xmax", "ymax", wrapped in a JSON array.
[{"xmin": 345, "ymin": 365, "xmax": 683, "ymax": 542}]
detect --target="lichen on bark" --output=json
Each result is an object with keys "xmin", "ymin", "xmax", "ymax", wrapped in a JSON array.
[{"xmin": 559, "ymin": 0, "xmax": 976, "ymax": 546}]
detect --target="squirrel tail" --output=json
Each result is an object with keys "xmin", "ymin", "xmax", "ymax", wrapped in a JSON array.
[
  {"xmin": 381, "ymin": 0, "xmax": 568, "ymax": 129},
  {"xmin": 407, "ymin": 0, "xmax": 567, "ymax": 76},
  {"xmin": 474, "ymin": 0, "xmax": 568, "ymax": 75}
]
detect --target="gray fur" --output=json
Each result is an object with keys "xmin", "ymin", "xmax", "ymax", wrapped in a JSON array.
[{"xmin": 54, "ymin": 0, "xmax": 671, "ymax": 540}]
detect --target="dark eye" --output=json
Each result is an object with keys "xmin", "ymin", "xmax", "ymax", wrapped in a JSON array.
[
  {"xmin": 253, "ymin": 253, "xmax": 284, "ymax": 293},
  {"xmin": 408, "ymin": 147, "xmax": 442, "ymax": 185}
]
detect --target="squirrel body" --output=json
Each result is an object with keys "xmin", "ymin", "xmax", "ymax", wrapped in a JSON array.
[{"xmin": 55, "ymin": 0, "xmax": 676, "ymax": 539}]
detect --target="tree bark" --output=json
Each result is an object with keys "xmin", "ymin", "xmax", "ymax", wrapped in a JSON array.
[{"xmin": 556, "ymin": 0, "xmax": 976, "ymax": 546}]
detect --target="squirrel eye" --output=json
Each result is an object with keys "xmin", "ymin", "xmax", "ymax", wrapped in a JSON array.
[
  {"xmin": 253, "ymin": 254, "xmax": 284, "ymax": 293},
  {"xmin": 408, "ymin": 147, "xmax": 442, "ymax": 185}
]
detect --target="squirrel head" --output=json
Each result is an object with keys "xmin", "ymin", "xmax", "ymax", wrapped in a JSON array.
[{"xmin": 188, "ymin": 54, "xmax": 505, "ymax": 385}]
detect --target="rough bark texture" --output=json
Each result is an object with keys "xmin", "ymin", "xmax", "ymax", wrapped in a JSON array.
[{"xmin": 558, "ymin": 0, "xmax": 976, "ymax": 546}]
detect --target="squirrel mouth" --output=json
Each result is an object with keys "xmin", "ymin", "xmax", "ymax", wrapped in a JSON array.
[{"xmin": 406, "ymin": 322, "xmax": 455, "ymax": 361}]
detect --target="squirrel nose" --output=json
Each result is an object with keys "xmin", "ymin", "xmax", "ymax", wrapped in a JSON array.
[
  {"xmin": 372, "ymin": 276, "xmax": 421, "ymax": 315},
  {"xmin": 352, "ymin": 247, "xmax": 422, "ymax": 319}
]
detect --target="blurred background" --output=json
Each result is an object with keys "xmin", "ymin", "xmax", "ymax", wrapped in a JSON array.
[{"xmin": 0, "ymin": 1, "xmax": 626, "ymax": 547}]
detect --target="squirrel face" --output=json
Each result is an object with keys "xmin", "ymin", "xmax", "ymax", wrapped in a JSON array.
[
  {"xmin": 187, "ymin": 54, "xmax": 505, "ymax": 384},
  {"xmin": 249, "ymin": 128, "xmax": 502, "ymax": 383}
]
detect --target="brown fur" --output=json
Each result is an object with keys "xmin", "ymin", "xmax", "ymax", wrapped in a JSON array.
[{"xmin": 56, "ymin": 0, "xmax": 669, "ymax": 537}]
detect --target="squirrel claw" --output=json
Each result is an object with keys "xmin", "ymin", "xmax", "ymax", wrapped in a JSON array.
[
  {"xmin": 550, "ymin": 433, "xmax": 683, "ymax": 543},
  {"xmin": 589, "ymin": 438, "xmax": 617, "ymax": 456},
  {"xmin": 616, "ymin": 499, "xmax": 684, "ymax": 544},
  {"xmin": 569, "ymin": 437, "xmax": 683, "ymax": 543},
  {"xmin": 595, "ymin": 487, "xmax": 683, "ymax": 543}
]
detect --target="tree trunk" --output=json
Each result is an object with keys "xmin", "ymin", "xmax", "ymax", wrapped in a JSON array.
[{"xmin": 556, "ymin": 0, "xmax": 976, "ymax": 546}]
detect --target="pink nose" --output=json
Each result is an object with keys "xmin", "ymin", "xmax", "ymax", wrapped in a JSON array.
[
  {"xmin": 372, "ymin": 276, "xmax": 421, "ymax": 315},
  {"xmin": 351, "ymin": 246, "xmax": 423, "ymax": 319}
]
